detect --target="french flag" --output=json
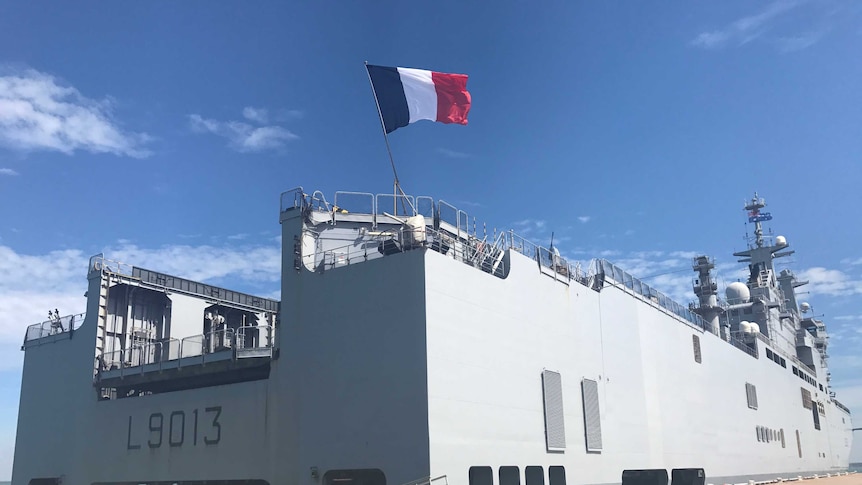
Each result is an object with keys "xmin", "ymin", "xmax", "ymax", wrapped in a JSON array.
[{"xmin": 366, "ymin": 64, "xmax": 471, "ymax": 134}]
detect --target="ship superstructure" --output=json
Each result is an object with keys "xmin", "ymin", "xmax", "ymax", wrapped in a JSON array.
[{"xmin": 11, "ymin": 188, "xmax": 853, "ymax": 485}]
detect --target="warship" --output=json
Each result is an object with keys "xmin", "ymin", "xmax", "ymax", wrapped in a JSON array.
[{"xmin": 11, "ymin": 188, "xmax": 853, "ymax": 485}]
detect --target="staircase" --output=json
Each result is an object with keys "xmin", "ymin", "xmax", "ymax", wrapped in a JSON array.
[{"xmin": 94, "ymin": 271, "xmax": 111, "ymax": 374}]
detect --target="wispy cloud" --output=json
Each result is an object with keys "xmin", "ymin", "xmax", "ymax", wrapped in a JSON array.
[
  {"xmin": 227, "ymin": 233, "xmax": 248, "ymax": 240},
  {"xmin": 0, "ymin": 67, "xmax": 151, "ymax": 158},
  {"xmin": 797, "ymin": 267, "xmax": 862, "ymax": 297},
  {"xmin": 242, "ymin": 106, "xmax": 269, "ymax": 124},
  {"xmin": 775, "ymin": 30, "xmax": 826, "ymax": 52},
  {"xmin": 188, "ymin": 109, "xmax": 299, "ymax": 153},
  {"xmin": 512, "ymin": 219, "xmax": 549, "ymax": 238},
  {"xmin": 437, "ymin": 147, "xmax": 470, "ymax": 159},
  {"xmin": 691, "ymin": 0, "xmax": 815, "ymax": 51},
  {"xmin": 578, "ymin": 216, "xmax": 590, "ymax": 223},
  {"xmin": 0, "ymin": 168, "xmax": 18, "ymax": 176}
]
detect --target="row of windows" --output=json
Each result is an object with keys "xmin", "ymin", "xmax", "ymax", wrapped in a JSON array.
[
  {"xmin": 756, "ymin": 426, "xmax": 785, "ymax": 447},
  {"xmin": 468, "ymin": 466, "xmax": 566, "ymax": 485},
  {"xmin": 469, "ymin": 467, "xmax": 705, "ymax": 485},
  {"xmin": 792, "ymin": 365, "xmax": 820, "ymax": 390},
  {"xmin": 764, "ymin": 348, "xmax": 787, "ymax": 368}
]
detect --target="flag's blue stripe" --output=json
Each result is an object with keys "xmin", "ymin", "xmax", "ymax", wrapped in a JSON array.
[{"xmin": 367, "ymin": 65, "xmax": 410, "ymax": 134}]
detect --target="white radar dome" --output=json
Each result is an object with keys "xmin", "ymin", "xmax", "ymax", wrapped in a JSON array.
[
  {"xmin": 749, "ymin": 322, "xmax": 760, "ymax": 334},
  {"xmin": 739, "ymin": 321, "xmax": 752, "ymax": 333},
  {"xmin": 776, "ymin": 235, "xmax": 787, "ymax": 247},
  {"xmin": 800, "ymin": 302, "xmax": 811, "ymax": 313},
  {"xmin": 726, "ymin": 282, "xmax": 751, "ymax": 303}
]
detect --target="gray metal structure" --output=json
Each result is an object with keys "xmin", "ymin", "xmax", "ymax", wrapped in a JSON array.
[{"xmin": 11, "ymin": 188, "xmax": 853, "ymax": 485}]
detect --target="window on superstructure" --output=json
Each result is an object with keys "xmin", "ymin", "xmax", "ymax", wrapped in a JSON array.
[
  {"xmin": 793, "ymin": 366, "xmax": 798, "ymax": 376},
  {"xmin": 819, "ymin": 384, "xmax": 823, "ymax": 391},
  {"xmin": 525, "ymin": 467, "xmax": 544, "ymax": 485},
  {"xmin": 548, "ymin": 467, "xmax": 566, "ymax": 485},
  {"xmin": 781, "ymin": 429, "xmax": 786, "ymax": 448},
  {"xmin": 766, "ymin": 348, "xmax": 774, "ymax": 360},
  {"xmin": 812, "ymin": 405, "xmax": 821, "ymax": 431},
  {"xmin": 756, "ymin": 426, "xmax": 762, "ymax": 442},
  {"xmin": 499, "ymin": 466, "xmax": 520, "ymax": 485},
  {"xmin": 692, "ymin": 335, "xmax": 702, "ymax": 364},
  {"xmin": 469, "ymin": 467, "xmax": 493, "ymax": 485},
  {"xmin": 745, "ymin": 383, "xmax": 758, "ymax": 410},
  {"xmin": 780, "ymin": 357, "xmax": 786, "ymax": 368}
]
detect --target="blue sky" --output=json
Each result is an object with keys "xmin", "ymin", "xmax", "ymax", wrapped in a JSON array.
[{"xmin": 1, "ymin": 0, "xmax": 861, "ymax": 477}]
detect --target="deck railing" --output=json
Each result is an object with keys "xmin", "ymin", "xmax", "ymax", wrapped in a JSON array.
[
  {"xmin": 597, "ymin": 259, "xmax": 709, "ymax": 332},
  {"xmin": 97, "ymin": 325, "xmax": 275, "ymax": 377},
  {"xmin": 24, "ymin": 312, "xmax": 86, "ymax": 344}
]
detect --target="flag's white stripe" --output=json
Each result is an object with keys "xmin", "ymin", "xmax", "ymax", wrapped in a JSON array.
[{"xmin": 397, "ymin": 68, "xmax": 437, "ymax": 124}]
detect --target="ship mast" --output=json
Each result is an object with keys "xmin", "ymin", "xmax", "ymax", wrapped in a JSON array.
[{"xmin": 744, "ymin": 193, "xmax": 767, "ymax": 248}]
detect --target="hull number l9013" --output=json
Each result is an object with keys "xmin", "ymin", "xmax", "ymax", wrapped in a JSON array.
[{"xmin": 126, "ymin": 406, "xmax": 222, "ymax": 449}]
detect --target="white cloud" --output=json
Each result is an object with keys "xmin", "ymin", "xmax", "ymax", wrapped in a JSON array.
[
  {"xmin": 0, "ymin": 67, "xmax": 150, "ymax": 158},
  {"xmin": 242, "ymin": 106, "xmax": 269, "ymax": 124},
  {"xmin": 798, "ymin": 267, "xmax": 862, "ymax": 297},
  {"xmin": 437, "ymin": 147, "xmax": 470, "ymax": 159},
  {"xmin": 691, "ymin": 0, "xmax": 809, "ymax": 50},
  {"xmin": 578, "ymin": 216, "xmax": 590, "ymax": 223},
  {"xmin": 512, "ymin": 219, "xmax": 549, "ymax": 237},
  {"xmin": 776, "ymin": 30, "xmax": 826, "ymax": 52},
  {"xmin": 276, "ymin": 109, "xmax": 304, "ymax": 121},
  {"xmin": 0, "ymin": 168, "xmax": 18, "ymax": 176},
  {"xmin": 189, "ymin": 112, "xmax": 298, "ymax": 153}
]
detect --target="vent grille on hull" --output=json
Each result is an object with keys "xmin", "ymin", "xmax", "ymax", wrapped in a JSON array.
[
  {"xmin": 582, "ymin": 378, "xmax": 602, "ymax": 452},
  {"xmin": 542, "ymin": 370, "xmax": 566, "ymax": 451}
]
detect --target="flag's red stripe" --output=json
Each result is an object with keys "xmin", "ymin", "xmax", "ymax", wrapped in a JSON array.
[{"xmin": 431, "ymin": 71, "xmax": 471, "ymax": 125}]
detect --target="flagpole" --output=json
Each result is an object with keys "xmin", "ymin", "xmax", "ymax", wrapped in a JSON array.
[{"xmin": 364, "ymin": 61, "xmax": 414, "ymax": 215}]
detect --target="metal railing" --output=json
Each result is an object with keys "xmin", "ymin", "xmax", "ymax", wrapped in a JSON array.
[
  {"xmin": 96, "ymin": 325, "xmax": 275, "ymax": 378},
  {"xmin": 597, "ymin": 259, "xmax": 710, "ymax": 332},
  {"xmin": 89, "ymin": 254, "xmax": 134, "ymax": 276},
  {"xmin": 833, "ymin": 399, "xmax": 851, "ymax": 415},
  {"xmin": 315, "ymin": 225, "xmax": 508, "ymax": 278},
  {"xmin": 24, "ymin": 312, "xmax": 86, "ymax": 344},
  {"xmin": 286, "ymin": 186, "xmax": 594, "ymax": 285},
  {"xmin": 729, "ymin": 336, "xmax": 758, "ymax": 358}
]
